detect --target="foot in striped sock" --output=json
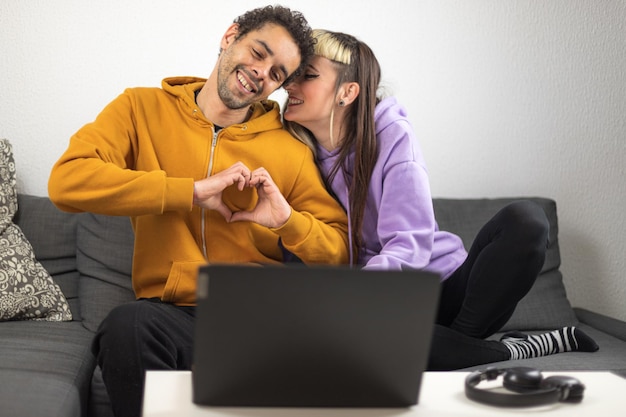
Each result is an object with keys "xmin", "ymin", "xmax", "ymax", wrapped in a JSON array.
[{"xmin": 500, "ymin": 327, "xmax": 599, "ymax": 360}]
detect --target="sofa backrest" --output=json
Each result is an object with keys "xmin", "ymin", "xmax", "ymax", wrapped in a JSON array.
[{"xmin": 76, "ymin": 212, "xmax": 135, "ymax": 332}]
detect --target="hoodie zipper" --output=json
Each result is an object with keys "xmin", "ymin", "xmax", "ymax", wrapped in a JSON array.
[{"xmin": 201, "ymin": 128, "xmax": 219, "ymax": 259}]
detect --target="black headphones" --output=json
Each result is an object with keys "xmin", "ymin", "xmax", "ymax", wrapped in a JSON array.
[{"xmin": 465, "ymin": 367, "xmax": 585, "ymax": 407}]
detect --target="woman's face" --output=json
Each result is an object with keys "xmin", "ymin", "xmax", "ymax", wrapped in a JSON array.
[{"xmin": 283, "ymin": 55, "xmax": 339, "ymax": 134}]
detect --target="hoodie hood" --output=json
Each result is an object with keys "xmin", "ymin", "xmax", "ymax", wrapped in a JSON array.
[
  {"xmin": 161, "ymin": 76, "xmax": 284, "ymax": 136},
  {"xmin": 374, "ymin": 96, "xmax": 409, "ymax": 134},
  {"xmin": 316, "ymin": 96, "xmax": 409, "ymax": 165}
]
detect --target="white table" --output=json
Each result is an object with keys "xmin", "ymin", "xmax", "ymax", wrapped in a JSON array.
[{"xmin": 143, "ymin": 370, "xmax": 626, "ymax": 416}]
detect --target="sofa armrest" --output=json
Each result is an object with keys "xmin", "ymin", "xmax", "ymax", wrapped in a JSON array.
[{"xmin": 574, "ymin": 307, "xmax": 626, "ymax": 342}]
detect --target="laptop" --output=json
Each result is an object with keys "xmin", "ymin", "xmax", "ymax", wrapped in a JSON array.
[{"xmin": 192, "ymin": 264, "xmax": 440, "ymax": 408}]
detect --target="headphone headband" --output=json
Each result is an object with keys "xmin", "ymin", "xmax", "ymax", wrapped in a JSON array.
[{"xmin": 464, "ymin": 367, "xmax": 584, "ymax": 408}]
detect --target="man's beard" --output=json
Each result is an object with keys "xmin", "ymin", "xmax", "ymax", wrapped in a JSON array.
[{"xmin": 217, "ymin": 65, "xmax": 259, "ymax": 110}]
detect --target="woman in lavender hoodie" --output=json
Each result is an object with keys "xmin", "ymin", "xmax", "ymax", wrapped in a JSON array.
[{"xmin": 283, "ymin": 29, "xmax": 597, "ymax": 369}]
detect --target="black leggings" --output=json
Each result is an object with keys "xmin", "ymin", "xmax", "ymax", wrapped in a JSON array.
[{"xmin": 428, "ymin": 200, "xmax": 550, "ymax": 370}]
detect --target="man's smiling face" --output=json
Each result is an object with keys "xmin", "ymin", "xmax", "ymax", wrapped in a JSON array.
[{"xmin": 217, "ymin": 23, "xmax": 301, "ymax": 110}]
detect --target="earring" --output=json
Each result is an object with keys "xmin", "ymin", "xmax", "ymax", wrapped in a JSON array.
[{"xmin": 339, "ymin": 100, "xmax": 345, "ymax": 107}]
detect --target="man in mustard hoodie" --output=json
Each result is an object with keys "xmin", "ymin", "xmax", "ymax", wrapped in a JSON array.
[{"xmin": 48, "ymin": 6, "xmax": 348, "ymax": 417}]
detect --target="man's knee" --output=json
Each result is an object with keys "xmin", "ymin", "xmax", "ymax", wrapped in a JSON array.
[{"xmin": 92, "ymin": 300, "xmax": 159, "ymax": 357}]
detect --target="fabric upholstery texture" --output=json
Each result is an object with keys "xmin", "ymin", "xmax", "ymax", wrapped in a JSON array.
[
  {"xmin": 77, "ymin": 212, "xmax": 135, "ymax": 332},
  {"xmin": 0, "ymin": 139, "xmax": 71, "ymax": 321},
  {"xmin": 0, "ymin": 320, "xmax": 95, "ymax": 415}
]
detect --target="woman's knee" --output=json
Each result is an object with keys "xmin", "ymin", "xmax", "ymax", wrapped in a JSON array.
[{"xmin": 500, "ymin": 200, "xmax": 549, "ymax": 245}]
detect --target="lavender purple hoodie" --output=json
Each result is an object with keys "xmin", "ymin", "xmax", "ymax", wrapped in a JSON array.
[{"xmin": 315, "ymin": 97, "xmax": 467, "ymax": 280}]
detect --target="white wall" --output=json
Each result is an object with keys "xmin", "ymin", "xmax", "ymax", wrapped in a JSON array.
[{"xmin": 1, "ymin": 0, "xmax": 624, "ymax": 321}]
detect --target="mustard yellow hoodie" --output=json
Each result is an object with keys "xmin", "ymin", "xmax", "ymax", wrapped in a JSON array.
[{"xmin": 49, "ymin": 77, "xmax": 349, "ymax": 305}]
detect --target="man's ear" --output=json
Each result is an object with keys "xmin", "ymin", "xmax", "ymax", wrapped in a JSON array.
[
  {"xmin": 338, "ymin": 82, "xmax": 360, "ymax": 106},
  {"xmin": 220, "ymin": 23, "xmax": 240, "ymax": 52}
]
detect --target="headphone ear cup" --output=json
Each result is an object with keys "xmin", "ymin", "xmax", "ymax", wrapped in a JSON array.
[
  {"xmin": 502, "ymin": 367, "xmax": 544, "ymax": 393},
  {"xmin": 541, "ymin": 376, "xmax": 585, "ymax": 403}
]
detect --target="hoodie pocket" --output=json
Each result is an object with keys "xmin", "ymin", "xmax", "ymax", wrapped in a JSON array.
[{"xmin": 162, "ymin": 260, "xmax": 207, "ymax": 303}]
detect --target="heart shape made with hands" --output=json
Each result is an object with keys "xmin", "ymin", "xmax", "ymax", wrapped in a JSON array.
[{"xmin": 196, "ymin": 164, "xmax": 291, "ymax": 229}]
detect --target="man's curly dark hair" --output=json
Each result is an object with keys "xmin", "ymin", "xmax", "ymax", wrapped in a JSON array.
[{"xmin": 233, "ymin": 5, "xmax": 315, "ymax": 85}]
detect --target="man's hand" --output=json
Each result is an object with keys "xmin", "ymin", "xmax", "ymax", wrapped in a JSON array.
[
  {"xmin": 193, "ymin": 161, "xmax": 251, "ymax": 220},
  {"xmin": 230, "ymin": 167, "xmax": 292, "ymax": 228}
]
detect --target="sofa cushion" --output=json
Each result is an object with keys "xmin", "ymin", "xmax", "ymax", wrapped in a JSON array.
[
  {"xmin": 77, "ymin": 212, "xmax": 135, "ymax": 332},
  {"xmin": 0, "ymin": 139, "xmax": 72, "ymax": 321},
  {"xmin": 0, "ymin": 320, "xmax": 95, "ymax": 417},
  {"xmin": 432, "ymin": 197, "xmax": 578, "ymax": 331},
  {"xmin": 0, "ymin": 371, "xmax": 82, "ymax": 417}
]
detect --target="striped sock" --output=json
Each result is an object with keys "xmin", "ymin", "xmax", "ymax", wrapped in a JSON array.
[{"xmin": 501, "ymin": 327, "xmax": 599, "ymax": 360}]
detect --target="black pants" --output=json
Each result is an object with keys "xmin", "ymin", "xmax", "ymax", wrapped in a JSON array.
[
  {"xmin": 92, "ymin": 298, "xmax": 195, "ymax": 417},
  {"xmin": 428, "ymin": 200, "xmax": 550, "ymax": 370}
]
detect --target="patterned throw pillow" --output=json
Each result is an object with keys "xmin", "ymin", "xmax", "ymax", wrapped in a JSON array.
[{"xmin": 0, "ymin": 139, "xmax": 72, "ymax": 321}]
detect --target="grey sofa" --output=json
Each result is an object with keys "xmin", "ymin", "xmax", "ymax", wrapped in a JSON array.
[{"xmin": 1, "ymin": 194, "xmax": 625, "ymax": 417}]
